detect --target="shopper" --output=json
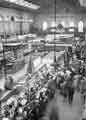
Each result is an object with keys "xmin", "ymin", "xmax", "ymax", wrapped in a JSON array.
[
  {"xmin": 63, "ymin": 71, "xmax": 74, "ymax": 104},
  {"xmin": 80, "ymin": 77, "xmax": 86, "ymax": 106},
  {"xmin": 68, "ymin": 83, "xmax": 74, "ymax": 104},
  {"xmin": 75, "ymin": 41, "xmax": 81, "ymax": 60},
  {"xmin": 61, "ymin": 81, "xmax": 68, "ymax": 102},
  {"xmin": 42, "ymin": 99, "xmax": 59, "ymax": 120}
]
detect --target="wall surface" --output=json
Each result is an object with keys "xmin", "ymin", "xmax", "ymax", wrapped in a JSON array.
[
  {"xmin": 34, "ymin": 13, "xmax": 86, "ymax": 29},
  {"xmin": 0, "ymin": 7, "xmax": 33, "ymax": 19},
  {"xmin": 0, "ymin": 7, "xmax": 34, "ymax": 35}
]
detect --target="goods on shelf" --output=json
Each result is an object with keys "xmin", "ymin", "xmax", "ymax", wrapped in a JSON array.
[
  {"xmin": 0, "ymin": 48, "xmax": 65, "ymax": 120},
  {"xmin": 0, "ymin": 65, "xmax": 55, "ymax": 120}
]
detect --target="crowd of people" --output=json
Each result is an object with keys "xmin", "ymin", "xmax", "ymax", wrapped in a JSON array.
[
  {"xmin": 56, "ymin": 40, "xmax": 86, "ymax": 120},
  {"xmin": 57, "ymin": 40, "xmax": 86, "ymax": 105},
  {"xmin": 1, "ymin": 39, "xmax": 86, "ymax": 120}
]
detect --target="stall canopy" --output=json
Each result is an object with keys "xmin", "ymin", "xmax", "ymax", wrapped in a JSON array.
[{"xmin": 3, "ymin": 42, "xmax": 22, "ymax": 46}]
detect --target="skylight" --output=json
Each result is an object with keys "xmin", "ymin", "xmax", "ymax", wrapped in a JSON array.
[{"xmin": 5, "ymin": 0, "xmax": 40, "ymax": 10}]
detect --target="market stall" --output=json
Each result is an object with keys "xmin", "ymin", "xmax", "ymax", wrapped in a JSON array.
[{"xmin": 0, "ymin": 62, "xmax": 56, "ymax": 120}]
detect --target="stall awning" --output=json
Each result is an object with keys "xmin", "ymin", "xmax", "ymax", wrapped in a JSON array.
[
  {"xmin": 45, "ymin": 43, "xmax": 72, "ymax": 47},
  {"xmin": 4, "ymin": 43, "xmax": 22, "ymax": 46}
]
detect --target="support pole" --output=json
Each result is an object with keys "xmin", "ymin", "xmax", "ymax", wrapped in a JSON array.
[
  {"xmin": 54, "ymin": 0, "xmax": 57, "ymax": 71},
  {"xmin": 2, "ymin": 17, "xmax": 8, "ymax": 85}
]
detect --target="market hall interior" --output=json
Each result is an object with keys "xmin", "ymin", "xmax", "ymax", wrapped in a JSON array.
[{"xmin": 0, "ymin": 0, "xmax": 86, "ymax": 120}]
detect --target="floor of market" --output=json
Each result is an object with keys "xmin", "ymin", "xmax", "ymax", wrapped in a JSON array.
[{"xmin": 43, "ymin": 90, "xmax": 82, "ymax": 120}]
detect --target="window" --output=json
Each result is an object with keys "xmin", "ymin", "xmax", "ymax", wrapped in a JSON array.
[
  {"xmin": 51, "ymin": 21, "xmax": 56, "ymax": 27},
  {"xmin": 42, "ymin": 21, "xmax": 48, "ymax": 31},
  {"xmin": 78, "ymin": 21, "xmax": 83, "ymax": 32},
  {"xmin": 61, "ymin": 21, "xmax": 65, "ymax": 27}
]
